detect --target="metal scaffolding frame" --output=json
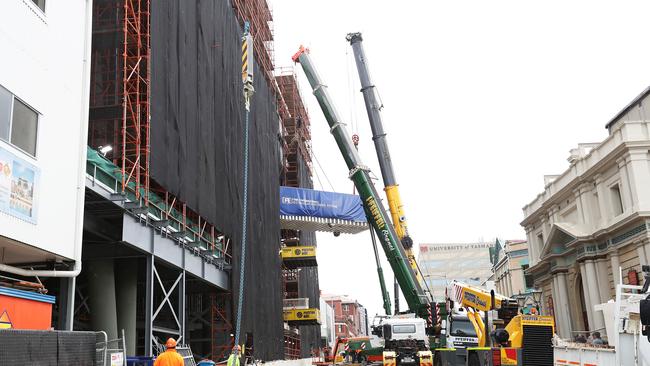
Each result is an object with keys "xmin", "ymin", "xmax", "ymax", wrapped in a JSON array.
[
  {"xmin": 120, "ymin": 0, "xmax": 150, "ymax": 203},
  {"xmin": 145, "ymin": 257, "xmax": 186, "ymax": 357},
  {"xmin": 210, "ymin": 292, "xmax": 234, "ymax": 361},
  {"xmin": 276, "ymin": 69, "xmax": 313, "ymax": 187},
  {"xmin": 89, "ymin": 0, "xmax": 231, "ymax": 263}
]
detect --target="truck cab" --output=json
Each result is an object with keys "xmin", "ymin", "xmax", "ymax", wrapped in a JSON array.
[
  {"xmin": 380, "ymin": 315, "xmax": 432, "ymax": 366},
  {"xmin": 446, "ymin": 313, "xmax": 479, "ymax": 349}
]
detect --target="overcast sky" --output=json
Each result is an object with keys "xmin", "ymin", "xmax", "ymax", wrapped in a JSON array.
[{"xmin": 270, "ymin": 0, "xmax": 650, "ymax": 320}]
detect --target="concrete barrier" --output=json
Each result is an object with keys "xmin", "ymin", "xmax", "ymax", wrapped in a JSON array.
[{"xmin": 263, "ymin": 358, "xmax": 313, "ymax": 366}]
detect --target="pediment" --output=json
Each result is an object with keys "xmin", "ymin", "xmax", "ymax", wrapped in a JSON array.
[{"xmin": 540, "ymin": 222, "xmax": 585, "ymax": 258}]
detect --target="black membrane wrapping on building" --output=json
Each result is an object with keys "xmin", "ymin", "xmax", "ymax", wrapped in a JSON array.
[
  {"xmin": 150, "ymin": 0, "xmax": 283, "ymax": 360},
  {"xmin": 295, "ymin": 153, "xmax": 322, "ymax": 356}
]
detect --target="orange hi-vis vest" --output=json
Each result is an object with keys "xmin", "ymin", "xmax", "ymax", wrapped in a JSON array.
[{"xmin": 153, "ymin": 349, "xmax": 184, "ymax": 366}]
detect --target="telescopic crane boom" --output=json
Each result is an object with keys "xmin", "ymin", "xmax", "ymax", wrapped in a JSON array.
[
  {"xmin": 292, "ymin": 46, "xmax": 430, "ymax": 319},
  {"xmin": 346, "ymin": 32, "xmax": 422, "ymax": 285}
]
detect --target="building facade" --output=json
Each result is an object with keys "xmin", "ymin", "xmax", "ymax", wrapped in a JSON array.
[
  {"xmin": 521, "ymin": 86, "xmax": 650, "ymax": 340},
  {"xmin": 0, "ymin": 0, "xmax": 92, "ymax": 329},
  {"xmin": 319, "ymin": 298, "xmax": 335, "ymax": 350},
  {"xmin": 419, "ymin": 242, "xmax": 494, "ymax": 301},
  {"xmin": 322, "ymin": 295, "xmax": 367, "ymax": 338},
  {"xmin": 489, "ymin": 239, "xmax": 532, "ymax": 297}
]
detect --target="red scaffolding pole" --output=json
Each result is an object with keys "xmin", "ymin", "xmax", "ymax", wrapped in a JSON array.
[{"xmin": 121, "ymin": 0, "xmax": 150, "ymax": 203}]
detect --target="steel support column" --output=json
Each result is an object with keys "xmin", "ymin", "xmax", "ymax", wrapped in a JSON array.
[
  {"xmin": 145, "ymin": 254, "xmax": 154, "ymax": 357},
  {"xmin": 179, "ymin": 270, "xmax": 186, "ymax": 344}
]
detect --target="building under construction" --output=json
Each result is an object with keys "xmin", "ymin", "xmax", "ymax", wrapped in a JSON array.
[{"xmin": 81, "ymin": 0, "xmax": 319, "ymax": 360}]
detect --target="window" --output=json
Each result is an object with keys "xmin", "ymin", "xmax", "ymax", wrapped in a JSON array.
[
  {"xmin": 522, "ymin": 264, "xmax": 534, "ymax": 289},
  {"xmin": 537, "ymin": 233, "xmax": 544, "ymax": 251},
  {"xmin": 392, "ymin": 324, "xmax": 416, "ymax": 334},
  {"xmin": 31, "ymin": 0, "xmax": 46, "ymax": 12},
  {"xmin": 610, "ymin": 184, "xmax": 623, "ymax": 216},
  {"xmin": 593, "ymin": 192, "xmax": 601, "ymax": 220},
  {"xmin": 0, "ymin": 85, "xmax": 39, "ymax": 156},
  {"xmin": 450, "ymin": 319, "xmax": 477, "ymax": 337}
]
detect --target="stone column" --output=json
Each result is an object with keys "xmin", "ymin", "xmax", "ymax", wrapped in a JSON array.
[
  {"xmin": 596, "ymin": 259, "xmax": 611, "ymax": 302},
  {"xmin": 627, "ymin": 151, "xmax": 650, "ymax": 211},
  {"xmin": 643, "ymin": 238, "xmax": 650, "ymax": 268},
  {"xmin": 541, "ymin": 216, "xmax": 550, "ymax": 248},
  {"xmin": 610, "ymin": 250, "xmax": 621, "ymax": 288},
  {"xmin": 637, "ymin": 242, "xmax": 648, "ymax": 267},
  {"xmin": 616, "ymin": 157, "xmax": 633, "ymax": 212},
  {"xmin": 557, "ymin": 272, "xmax": 573, "ymax": 338},
  {"xmin": 551, "ymin": 277, "xmax": 564, "ymax": 337},
  {"xmin": 594, "ymin": 174, "xmax": 610, "ymax": 228},
  {"xmin": 579, "ymin": 262, "xmax": 594, "ymax": 331},
  {"xmin": 526, "ymin": 225, "xmax": 537, "ymax": 264},
  {"xmin": 585, "ymin": 260, "xmax": 605, "ymax": 332},
  {"xmin": 574, "ymin": 186, "xmax": 588, "ymax": 225}
]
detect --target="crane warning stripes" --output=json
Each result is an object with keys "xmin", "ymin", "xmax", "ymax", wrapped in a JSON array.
[{"xmin": 242, "ymin": 35, "xmax": 250, "ymax": 83}]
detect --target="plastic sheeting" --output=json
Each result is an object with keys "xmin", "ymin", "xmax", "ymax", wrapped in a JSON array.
[
  {"xmin": 150, "ymin": 0, "xmax": 283, "ymax": 360},
  {"xmin": 280, "ymin": 187, "xmax": 367, "ymax": 223}
]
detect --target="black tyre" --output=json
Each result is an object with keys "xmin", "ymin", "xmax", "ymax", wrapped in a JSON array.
[
  {"xmin": 433, "ymin": 353, "xmax": 442, "ymax": 366},
  {"xmin": 467, "ymin": 352, "xmax": 480, "ymax": 366}
]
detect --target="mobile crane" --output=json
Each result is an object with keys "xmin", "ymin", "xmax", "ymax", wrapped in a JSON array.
[
  {"xmin": 293, "ymin": 46, "xmax": 434, "ymax": 366},
  {"xmin": 345, "ymin": 32, "xmax": 423, "ymax": 288}
]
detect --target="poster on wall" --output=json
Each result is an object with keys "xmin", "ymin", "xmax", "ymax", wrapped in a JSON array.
[{"xmin": 0, "ymin": 145, "xmax": 39, "ymax": 224}]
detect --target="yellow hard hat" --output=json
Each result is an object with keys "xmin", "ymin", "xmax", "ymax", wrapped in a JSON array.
[{"xmin": 166, "ymin": 338, "xmax": 177, "ymax": 349}]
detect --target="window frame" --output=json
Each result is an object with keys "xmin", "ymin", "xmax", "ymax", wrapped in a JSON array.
[
  {"xmin": 0, "ymin": 85, "xmax": 40, "ymax": 158},
  {"xmin": 609, "ymin": 182, "xmax": 624, "ymax": 217}
]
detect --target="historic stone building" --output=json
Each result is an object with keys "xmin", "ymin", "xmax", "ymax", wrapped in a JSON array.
[{"xmin": 521, "ymin": 86, "xmax": 650, "ymax": 340}]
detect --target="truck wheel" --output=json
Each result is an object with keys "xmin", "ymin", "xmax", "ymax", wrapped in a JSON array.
[
  {"xmin": 433, "ymin": 354, "xmax": 442, "ymax": 366},
  {"xmin": 467, "ymin": 353, "xmax": 480, "ymax": 366}
]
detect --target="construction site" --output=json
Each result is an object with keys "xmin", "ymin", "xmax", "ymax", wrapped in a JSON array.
[{"xmin": 3, "ymin": 1, "xmax": 650, "ymax": 366}]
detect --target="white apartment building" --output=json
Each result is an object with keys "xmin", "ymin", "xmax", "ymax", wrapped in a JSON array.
[
  {"xmin": 0, "ymin": 1, "xmax": 92, "ymax": 329},
  {"xmin": 419, "ymin": 242, "xmax": 494, "ymax": 301},
  {"xmin": 320, "ymin": 298, "xmax": 335, "ymax": 350},
  {"xmin": 521, "ymin": 86, "xmax": 650, "ymax": 340}
]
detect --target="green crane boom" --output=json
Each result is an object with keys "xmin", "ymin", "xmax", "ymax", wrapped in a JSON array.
[{"xmin": 292, "ymin": 46, "xmax": 429, "ymax": 319}]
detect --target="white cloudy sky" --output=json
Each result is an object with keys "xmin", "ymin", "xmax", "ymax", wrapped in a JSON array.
[{"xmin": 270, "ymin": 0, "xmax": 650, "ymax": 319}]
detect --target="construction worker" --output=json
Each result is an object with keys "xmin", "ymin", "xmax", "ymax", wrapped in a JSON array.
[
  {"xmin": 154, "ymin": 338, "xmax": 184, "ymax": 366},
  {"xmin": 227, "ymin": 345, "xmax": 241, "ymax": 366}
]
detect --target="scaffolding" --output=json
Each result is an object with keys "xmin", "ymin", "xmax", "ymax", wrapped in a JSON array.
[
  {"xmin": 284, "ymin": 328, "xmax": 301, "ymax": 360},
  {"xmin": 89, "ymin": 0, "xmax": 230, "ymax": 261},
  {"xmin": 231, "ymin": 0, "xmax": 274, "ymax": 86},
  {"xmin": 210, "ymin": 293, "xmax": 233, "ymax": 361},
  {"xmin": 276, "ymin": 69, "xmax": 313, "ymax": 188},
  {"xmin": 120, "ymin": 0, "xmax": 151, "ymax": 204}
]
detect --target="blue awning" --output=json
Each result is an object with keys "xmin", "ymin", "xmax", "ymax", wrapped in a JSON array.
[
  {"xmin": 280, "ymin": 187, "xmax": 366, "ymax": 222},
  {"xmin": 279, "ymin": 187, "xmax": 368, "ymax": 234}
]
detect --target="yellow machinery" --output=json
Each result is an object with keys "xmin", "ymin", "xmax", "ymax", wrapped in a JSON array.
[
  {"xmin": 280, "ymin": 245, "xmax": 317, "ymax": 269},
  {"xmin": 283, "ymin": 308, "xmax": 320, "ymax": 326},
  {"xmin": 346, "ymin": 33, "xmax": 423, "ymax": 286},
  {"xmin": 442, "ymin": 281, "xmax": 555, "ymax": 366}
]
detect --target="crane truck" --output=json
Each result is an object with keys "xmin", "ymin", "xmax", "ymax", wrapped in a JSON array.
[
  {"xmin": 346, "ymin": 32, "xmax": 423, "ymax": 287},
  {"xmin": 293, "ymin": 46, "xmax": 435, "ymax": 366},
  {"xmin": 438, "ymin": 280, "xmax": 555, "ymax": 366},
  {"xmin": 293, "ymin": 40, "xmax": 559, "ymax": 366}
]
